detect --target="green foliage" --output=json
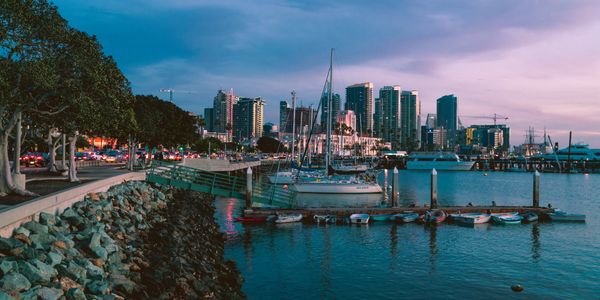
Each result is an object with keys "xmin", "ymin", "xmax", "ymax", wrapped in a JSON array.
[
  {"xmin": 133, "ymin": 95, "xmax": 198, "ymax": 148},
  {"xmin": 257, "ymin": 136, "xmax": 287, "ymax": 153},
  {"xmin": 193, "ymin": 137, "xmax": 223, "ymax": 153}
]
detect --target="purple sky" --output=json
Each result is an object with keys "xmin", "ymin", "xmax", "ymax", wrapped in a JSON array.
[{"xmin": 55, "ymin": 0, "xmax": 600, "ymax": 147}]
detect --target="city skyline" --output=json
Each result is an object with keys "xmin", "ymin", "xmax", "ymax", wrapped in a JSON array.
[{"xmin": 55, "ymin": 0, "xmax": 600, "ymax": 146}]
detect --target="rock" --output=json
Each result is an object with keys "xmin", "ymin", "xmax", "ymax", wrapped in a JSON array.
[
  {"xmin": 86, "ymin": 233, "xmax": 102, "ymax": 250},
  {"xmin": 0, "ymin": 238, "xmax": 20, "ymax": 255},
  {"xmin": 14, "ymin": 227, "xmax": 31, "ymax": 237},
  {"xmin": 36, "ymin": 287, "xmax": 63, "ymax": 300},
  {"xmin": 22, "ymin": 221, "xmax": 49, "ymax": 235},
  {"xmin": 47, "ymin": 252, "xmax": 64, "ymax": 267},
  {"xmin": 13, "ymin": 233, "xmax": 31, "ymax": 246},
  {"xmin": 61, "ymin": 209, "xmax": 84, "ymax": 227},
  {"xmin": 92, "ymin": 258, "xmax": 104, "ymax": 268},
  {"xmin": 52, "ymin": 240, "xmax": 68, "ymax": 250},
  {"xmin": 18, "ymin": 260, "xmax": 54, "ymax": 285},
  {"xmin": 110, "ymin": 274, "xmax": 138, "ymax": 296},
  {"xmin": 91, "ymin": 246, "xmax": 108, "ymax": 261},
  {"xmin": 86, "ymin": 280, "xmax": 110, "ymax": 295},
  {"xmin": 57, "ymin": 261, "xmax": 87, "ymax": 284},
  {"xmin": 29, "ymin": 233, "xmax": 57, "ymax": 250},
  {"xmin": 0, "ymin": 260, "xmax": 18, "ymax": 275},
  {"xmin": 0, "ymin": 290, "xmax": 15, "ymax": 300},
  {"xmin": 65, "ymin": 288, "xmax": 86, "ymax": 300},
  {"xmin": 59, "ymin": 276, "xmax": 82, "ymax": 291},
  {"xmin": 0, "ymin": 272, "xmax": 32, "ymax": 292},
  {"xmin": 77, "ymin": 259, "xmax": 103, "ymax": 279},
  {"xmin": 39, "ymin": 212, "xmax": 57, "ymax": 226},
  {"xmin": 88, "ymin": 193, "xmax": 100, "ymax": 202}
]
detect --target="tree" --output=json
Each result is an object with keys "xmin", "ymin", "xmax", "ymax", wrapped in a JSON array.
[
  {"xmin": 193, "ymin": 137, "xmax": 223, "ymax": 153},
  {"xmin": 257, "ymin": 136, "xmax": 288, "ymax": 153}
]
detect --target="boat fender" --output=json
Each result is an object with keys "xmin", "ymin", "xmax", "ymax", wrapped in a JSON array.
[
  {"xmin": 283, "ymin": 184, "xmax": 288, "ymax": 190},
  {"xmin": 510, "ymin": 285, "xmax": 524, "ymax": 292}
]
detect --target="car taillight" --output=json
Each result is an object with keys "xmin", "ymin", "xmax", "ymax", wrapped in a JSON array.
[{"xmin": 36, "ymin": 156, "xmax": 42, "ymax": 160}]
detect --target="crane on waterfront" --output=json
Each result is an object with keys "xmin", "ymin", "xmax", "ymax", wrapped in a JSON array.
[
  {"xmin": 460, "ymin": 113, "xmax": 509, "ymax": 125},
  {"xmin": 159, "ymin": 88, "xmax": 198, "ymax": 102}
]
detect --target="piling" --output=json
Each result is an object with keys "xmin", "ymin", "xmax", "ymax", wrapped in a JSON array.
[
  {"xmin": 246, "ymin": 167, "xmax": 253, "ymax": 208},
  {"xmin": 392, "ymin": 167, "xmax": 398, "ymax": 207},
  {"xmin": 430, "ymin": 168, "xmax": 438, "ymax": 209},
  {"xmin": 383, "ymin": 169, "xmax": 389, "ymax": 204},
  {"xmin": 533, "ymin": 170, "xmax": 540, "ymax": 208}
]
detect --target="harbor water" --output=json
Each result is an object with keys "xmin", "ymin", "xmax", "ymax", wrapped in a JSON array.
[{"xmin": 214, "ymin": 171, "xmax": 600, "ymax": 299}]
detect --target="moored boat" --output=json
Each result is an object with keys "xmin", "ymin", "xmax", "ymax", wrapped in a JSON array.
[
  {"xmin": 448, "ymin": 212, "xmax": 481, "ymax": 222},
  {"xmin": 371, "ymin": 214, "xmax": 394, "ymax": 222},
  {"xmin": 458, "ymin": 214, "xmax": 491, "ymax": 225},
  {"xmin": 423, "ymin": 209, "xmax": 447, "ymax": 224},
  {"xmin": 548, "ymin": 210, "xmax": 586, "ymax": 222},
  {"xmin": 313, "ymin": 214, "xmax": 337, "ymax": 224},
  {"xmin": 275, "ymin": 213, "xmax": 303, "ymax": 223},
  {"xmin": 492, "ymin": 214, "xmax": 523, "ymax": 224},
  {"xmin": 393, "ymin": 211, "xmax": 419, "ymax": 223},
  {"xmin": 406, "ymin": 152, "xmax": 475, "ymax": 171},
  {"xmin": 520, "ymin": 212, "xmax": 539, "ymax": 222},
  {"xmin": 349, "ymin": 213, "xmax": 370, "ymax": 224}
]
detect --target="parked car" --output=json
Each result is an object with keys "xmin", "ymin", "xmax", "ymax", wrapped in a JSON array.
[
  {"xmin": 20, "ymin": 152, "xmax": 48, "ymax": 167},
  {"xmin": 75, "ymin": 152, "xmax": 92, "ymax": 161},
  {"xmin": 105, "ymin": 150, "xmax": 124, "ymax": 163}
]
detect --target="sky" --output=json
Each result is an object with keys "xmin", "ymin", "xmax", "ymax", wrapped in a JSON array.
[{"xmin": 54, "ymin": 0, "xmax": 600, "ymax": 147}]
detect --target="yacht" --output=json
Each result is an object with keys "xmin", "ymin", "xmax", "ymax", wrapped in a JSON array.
[
  {"xmin": 406, "ymin": 152, "xmax": 475, "ymax": 171},
  {"xmin": 536, "ymin": 144, "xmax": 600, "ymax": 161}
]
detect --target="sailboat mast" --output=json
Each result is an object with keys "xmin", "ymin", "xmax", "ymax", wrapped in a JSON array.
[
  {"xmin": 291, "ymin": 90, "xmax": 297, "ymax": 161},
  {"xmin": 326, "ymin": 49, "xmax": 334, "ymax": 171}
]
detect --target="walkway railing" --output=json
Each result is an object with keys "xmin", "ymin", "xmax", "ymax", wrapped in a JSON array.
[{"xmin": 146, "ymin": 160, "xmax": 296, "ymax": 207}]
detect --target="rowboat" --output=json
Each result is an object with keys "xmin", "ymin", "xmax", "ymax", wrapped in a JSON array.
[
  {"xmin": 492, "ymin": 214, "xmax": 523, "ymax": 224},
  {"xmin": 548, "ymin": 210, "xmax": 586, "ymax": 222},
  {"xmin": 313, "ymin": 214, "xmax": 337, "ymax": 224},
  {"xmin": 448, "ymin": 212, "xmax": 481, "ymax": 222},
  {"xmin": 371, "ymin": 214, "xmax": 394, "ymax": 222},
  {"xmin": 423, "ymin": 210, "xmax": 446, "ymax": 224},
  {"xmin": 275, "ymin": 213, "xmax": 303, "ymax": 223},
  {"xmin": 233, "ymin": 216, "xmax": 267, "ymax": 223},
  {"xmin": 393, "ymin": 211, "xmax": 419, "ymax": 223},
  {"xmin": 349, "ymin": 214, "xmax": 370, "ymax": 224},
  {"xmin": 520, "ymin": 212, "xmax": 538, "ymax": 222},
  {"xmin": 458, "ymin": 214, "xmax": 491, "ymax": 225}
]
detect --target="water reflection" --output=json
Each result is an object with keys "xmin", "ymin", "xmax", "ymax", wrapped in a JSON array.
[
  {"xmin": 531, "ymin": 223, "xmax": 541, "ymax": 262},
  {"xmin": 390, "ymin": 224, "xmax": 398, "ymax": 260},
  {"xmin": 242, "ymin": 227, "xmax": 253, "ymax": 270},
  {"xmin": 320, "ymin": 227, "xmax": 333, "ymax": 299},
  {"xmin": 426, "ymin": 225, "xmax": 437, "ymax": 273}
]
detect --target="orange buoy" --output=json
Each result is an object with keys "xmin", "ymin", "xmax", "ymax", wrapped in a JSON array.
[{"xmin": 511, "ymin": 285, "xmax": 524, "ymax": 292}]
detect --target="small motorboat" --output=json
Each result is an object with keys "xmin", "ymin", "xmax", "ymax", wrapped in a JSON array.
[
  {"xmin": 448, "ymin": 212, "xmax": 481, "ymax": 222},
  {"xmin": 492, "ymin": 214, "xmax": 523, "ymax": 225},
  {"xmin": 233, "ymin": 216, "xmax": 268, "ymax": 223},
  {"xmin": 393, "ymin": 211, "xmax": 419, "ymax": 223},
  {"xmin": 349, "ymin": 214, "xmax": 370, "ymax": 224},
  {"xmin": 314, "ymin": 214, "xmax": 337, "ymax": 224},
  {"xmin": 459, "ymin": 214, "xmax": 491, "ymax": 225},
  {"xmin": 423, "ymin": 210, "xmax": 447, "ymax": 224},
  {"xmin": 520, "ymin": 212, "xmax": 539, "ymax": 222},
  {"xmin": 548, "ymin": 210, "xmax": 586, "ymax": 222},
  {"xmin": 275, "ymin": 213, "xmax": 303, "ymax": 224},
  {"xmin": 371, "ymin": 214, "xmax": 394, "ymax": 222}
]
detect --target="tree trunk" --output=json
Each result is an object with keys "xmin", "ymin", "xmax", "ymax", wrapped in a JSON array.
[
  {"xmin": 12, "ymin": 111, "xmax": 22, "ymax": 174},
  {"xmin": 68, "ymin": 133, "xmax": 79, "ymax": 182},
  {"xmin": 47, "ymin": 129, "xmax": 58, "ymax": 173},
  {"xmin": 60, "ymin": 134, "xmax": 66, "ymax": 171},
  {"xmin": 0, "ymin": 133, "xmax": 13, "ymax": 196}
]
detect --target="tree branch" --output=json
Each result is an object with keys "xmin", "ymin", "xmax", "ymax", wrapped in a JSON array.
[{"xmin": 29, "ymin": 105, "xmax": 69, "ymax": 116}]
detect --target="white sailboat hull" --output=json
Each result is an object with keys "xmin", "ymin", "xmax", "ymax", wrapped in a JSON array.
[
  {"xmin": 290, "ymin": 182, "xmax": 382, "ymax": 194},
  {"xmin": 406, "ymin": 161, "xmax": 475, "ymax": 171}
]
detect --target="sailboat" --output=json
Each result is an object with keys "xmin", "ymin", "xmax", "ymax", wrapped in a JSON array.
[{"xmin": 290, "ymin": 49, "xmax": 382, "ymax": 196}]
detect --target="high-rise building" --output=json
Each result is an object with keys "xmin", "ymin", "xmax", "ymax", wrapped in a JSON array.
[
  {"xmin": 320, "ymin": 93, "xmax": 341, "ymax": 131},
  {"xmin": 425, "ymin": 113, "xmax": 437, "ymax": 129},
  {"xmin": 213, "ymin": 89, "xmax": 237, "ymax": 133},
  {"xmin": 203, "ymin": 107, "xmax": 214, "ymax": 132},
  {"xmin": 233, "ymin": 97, "xmax": 264, "ymax": 141},
  {"xmin": 345, "ymin": 82, "xmax": 373, "ymax": 136},
  {"xmin": 374, "ymin": 86, "xmax": 401, "ymax": 149},
  {"xmin": 465, "ymin": 124, "xmax": 510, "ymax": 153},
  {"xmin": 279, "ymin": 101, "xmax": 317, "ymax": 134},
  {"xmin": 436, "ymin": 95, "xmax": 458, "ymax": 147},
  {"xmin": 400, "ymin": 90, "xmax": 421, "ymax": 150},
  {"xmin": 335, "ymin": 110, "xmax": 356, "ymax": 131}
]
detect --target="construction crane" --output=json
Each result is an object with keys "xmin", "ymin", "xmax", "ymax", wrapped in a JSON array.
[
  {"xmin": 460, "ymin": 113, "xmax": 509, "ymax": 125},
  {"xmin": 159, "ymin": 88, "xmax": 197, "ymax": 102}
]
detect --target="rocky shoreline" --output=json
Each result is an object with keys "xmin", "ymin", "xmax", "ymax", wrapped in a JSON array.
[{"xmin": 0, "ymin": 181, "xmax": 243, "ymax": 299}]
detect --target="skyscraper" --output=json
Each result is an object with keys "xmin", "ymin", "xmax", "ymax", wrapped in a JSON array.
[
  {"xmin": 233, "ymin": 97, "xmax": 264, "ymax": 141},
  {"xmin": 374, "ymin": 86, "xmax": 401, "ymax": 149},
  {"xmin": 203, "ymin": 107, "xmax": 214, "ymax": 132},
  {"xmin": 320, "ymin": 93, "xmax": 341, "ymax": 131},
  {"xmin": 279, "ymin": 101, "xmax": 289, "ymax": 132},
  {"xmin": 213, "ymin": 89, "xmax": 237, "ymax": 134},
  {"xmin": 400, "ymin": 90, "xmax": 421, "ymax": 150},
  {"xmin": 345, "ymin": 82, "xmax": 373, "ymax": 136},
  {"xmin": 436, "ymin": 94, "xmax": 458, "ymax": 147},
  {"xmin": 280, "ymin": 101, "xmax": 317, "ymax": 133}
]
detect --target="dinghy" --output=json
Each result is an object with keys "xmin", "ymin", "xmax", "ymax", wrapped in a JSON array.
[
  {"xmin": 423, "ymin": 210, "xmax": 447, "ymax": 224},
  {"xmin": 313, "ymin": 214, "xmax": 337, "ymax": 224},
  {"xmin": 233, "ymin": 216, "xmax": 268, "ymax": 223},
  {"xmin": 349, "ymin": 213, "xmax": 370, "ymax": 224},
  {"xmin": 371, "ymin": 214, "xmax": 394, "ymax": 222},
  {"xmin": 492, "ymin": 214, "xmax": 523, "ymax": 224},
  {"xmin": 393, "ymin": 211, "xmax": 419, "ymax": 223},
  {"xmin": 520, "ymin": 212, "xmax": 538, "ymax": 222},
  {"xmin": 458, "ymin": 213, "xmax": 491, "ymax": 225},
  {"xmin": 548, "ymin": 210, "xmax": 586, "ymax": 222},
  {"xmin": 275, "ymin": 213, "xmax": 303, "ymax": 223}
]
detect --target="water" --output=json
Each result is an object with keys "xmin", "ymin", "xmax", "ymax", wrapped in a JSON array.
[{"xmin": 214, "ymin": 171, "xmax": 600, "ymax": 299}]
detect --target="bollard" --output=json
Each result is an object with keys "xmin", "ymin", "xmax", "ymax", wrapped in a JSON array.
[
  {"xmin": 383, "ymin": 169, "xmax": 389, "ymax": 205},
  {"xmin": 246, "ymin": 167, "xmax": 253, "ymax": 208},
  {"xmin": 392, "ymin": 167, "xmax": 398, "ymax": 207},
  {"xmin": 533, "ymin": 170, "xmax": 539, "ymax": 208},
  {"xmin": 430, "ymin": 168, "xmax": 438, "ymax": 209}
]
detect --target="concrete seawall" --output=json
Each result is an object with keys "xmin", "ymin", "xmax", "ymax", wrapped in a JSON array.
[{"xmin": 0, "ymin": 172, "xmax": 146, "ymax": 237}]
